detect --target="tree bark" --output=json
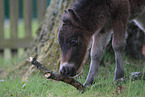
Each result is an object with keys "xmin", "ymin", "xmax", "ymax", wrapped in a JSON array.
[
  {"xmin": 21, "ymin": 0, "xmax": 75, "ymax": 81},
  {"xmin": 28, "ymin": 0, "xmax": 75, "ymax": 68}
]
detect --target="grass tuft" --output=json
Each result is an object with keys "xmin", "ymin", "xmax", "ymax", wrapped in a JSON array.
[{"xmin": 0, "ymin": 52, "xmax": 145, "ymax": 96}]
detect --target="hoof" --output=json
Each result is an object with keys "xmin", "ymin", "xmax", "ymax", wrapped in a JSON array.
[{"xmin": 114, "ymin": 70, "xmax": 124, "ymax": 80}]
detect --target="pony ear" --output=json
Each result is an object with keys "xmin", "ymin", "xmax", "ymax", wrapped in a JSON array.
[
  {"xmin": 62, "ymin": 9, "xmax": 80, "ymax": 26},
  {"xmin": 62, "ymin": 9, "xmax": 73, "ymax": 23},
  {"xmin": 68, "ymin": 9, "xmax": 80, "ymax": 23},
  {"xmin": 62, "ymin": 10, "xmax": 69, "ymax": 23}
]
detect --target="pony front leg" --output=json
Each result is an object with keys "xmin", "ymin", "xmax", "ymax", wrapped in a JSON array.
[{"xmin": 84, "ymin": 28, "xmax": 112, "ymax": 86}]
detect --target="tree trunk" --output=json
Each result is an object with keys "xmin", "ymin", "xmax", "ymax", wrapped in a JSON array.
[
  {"xmin": 21, "ymin": 0, "xmax": 75, "ymax": 81},
  {"xmin": 27, "ymin": 0, "xmax": 76, "ymax": 68},
  {"xmin": 21, "ymin": 0, "xmax": 144, "ymax": 81}
]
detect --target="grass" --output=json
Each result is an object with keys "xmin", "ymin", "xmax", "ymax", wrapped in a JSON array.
[{"xmin": 0, "ymin": 52, "xmax": 145, "ymax": 97}]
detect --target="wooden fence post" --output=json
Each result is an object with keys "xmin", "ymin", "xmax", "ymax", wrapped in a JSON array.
[
  {"xmin": 0, "ymin": 0, "xmax": 4, "ymax": 57},
  {"xmin": 23, "ymin": 0, "xmax": 33, "ymax": 39},
  {"xmin": 37, "ymin": 0, "xmax": 47, "ymax": 24},
  {"xmin": 0, "ymin": 0, "xmax": 49, "ymax": 58},
  {"xmin": 9, "ymin": 0, "xmax": 19, "ymax": 56}
]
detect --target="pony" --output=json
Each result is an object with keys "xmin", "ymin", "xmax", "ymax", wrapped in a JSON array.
[{"xmin": 58, "ymin": 0, "xmax": 145, "ymax": 86}]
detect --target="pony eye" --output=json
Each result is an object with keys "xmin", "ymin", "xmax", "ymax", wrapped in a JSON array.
[{"xmin": 70, "ymin": 40, "xmax": 78, "ymax": 46}]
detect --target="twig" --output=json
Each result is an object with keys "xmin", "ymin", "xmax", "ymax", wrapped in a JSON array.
[{"xmin": 28, "ymin": 57, "xmax": 85, "ymax": 91}]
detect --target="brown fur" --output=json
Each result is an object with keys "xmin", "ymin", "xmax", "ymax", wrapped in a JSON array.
[{"xmin": 58, "ymin": 0, "xmax": 145, "ymax": 85}]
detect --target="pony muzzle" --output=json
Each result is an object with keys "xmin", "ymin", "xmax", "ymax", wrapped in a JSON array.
[{"xmin": 59, "ymin": 62, "xmax": 77, "ymax": 77}]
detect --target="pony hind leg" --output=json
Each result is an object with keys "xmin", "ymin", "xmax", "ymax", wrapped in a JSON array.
[
  {"xmin": 84, "ymin": 27, "xmax": 112, "ymax": 86},
  {"xmin": 112, "ymin": 11, "xmax": 129, "ymax": 80}
]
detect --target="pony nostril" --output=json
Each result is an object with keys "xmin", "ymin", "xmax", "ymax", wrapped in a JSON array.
[
  {"xmin": 60, "ymin": 67, "xmax": 67, "ymax": 75},
  {"xmin": 60, "ymin": 66, "xmax": 77, "ymax": 77}
]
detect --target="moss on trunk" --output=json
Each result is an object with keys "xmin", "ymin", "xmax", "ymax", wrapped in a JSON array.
[{"xmin": 21, "ymin": 0, "xmax": 75, "ymax": 81}]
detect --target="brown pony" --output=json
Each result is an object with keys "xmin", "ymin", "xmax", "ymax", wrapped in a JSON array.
[{"xmin": 58, "ymin": 0, "xmax": 145, "ymax": 86}]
